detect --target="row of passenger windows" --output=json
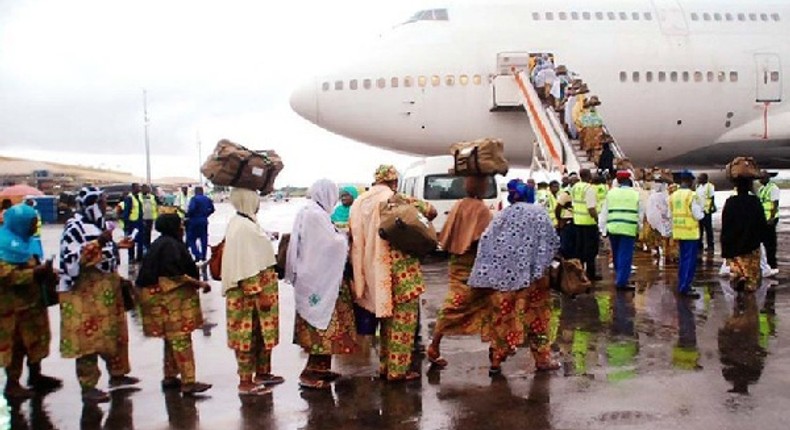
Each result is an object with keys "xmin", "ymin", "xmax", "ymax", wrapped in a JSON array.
[
  {"xmin": 532, "ymin": 11, "xmax": 652, "ymax": 21},
  {"xmin": 690, "ymin": 12, "xmax": 780, "ymax": 22},
  {"xmin": 619, "ymin": 70, "xmax": 750, "ymax": 83},
  {"xmin": 530, "ymin": 11, "xmax": 781, "ymax": 22},
  {"xmin": 322, "ymin": 74, "xmax": 484, "ymax": 91}
]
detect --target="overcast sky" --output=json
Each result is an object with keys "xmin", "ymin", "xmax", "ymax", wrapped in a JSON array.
[{"xmin": 0, "ymin": 0, "xmax": 429, "ymax": 186}]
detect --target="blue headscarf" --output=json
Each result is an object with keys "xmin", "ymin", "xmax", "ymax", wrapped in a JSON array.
[
  {"xmin": 0, "ymin": 203, "xmax": 38, "ymax": 264},
  {"xmin": 507, "ymin": 179, "xmax": 536, "ymax": 204}
]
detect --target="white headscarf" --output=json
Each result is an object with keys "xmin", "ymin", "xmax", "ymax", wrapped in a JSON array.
[
  {"xmin": 221, "ymin": 188, "xmax": 276, "ymax": 295},
  {"xmin": 646, "ymin": 183, "xmax": 672, "ymax": 237},
  {"xmin": 285, "ymin": 180, "xmax": 349, "ymax": 329}
]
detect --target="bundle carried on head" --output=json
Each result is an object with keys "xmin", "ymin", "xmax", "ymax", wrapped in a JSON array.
[
  {"xmin": 725, "ymin": 156, "xmax": 760, "ymax": 180},
  {"xmin": 449, "ymin": 138, "xmax": 509, "ymax": 177},
  {"xmin": 201, "ymin": 139, "xmax": 284, "ymax": 195}
]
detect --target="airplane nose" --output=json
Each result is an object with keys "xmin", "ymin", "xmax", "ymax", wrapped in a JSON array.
[{"xmin": 289, "ymin": 80, "xmax": 318, "ymax": 125}]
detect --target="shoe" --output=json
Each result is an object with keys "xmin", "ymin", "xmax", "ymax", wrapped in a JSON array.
[
  {"xmin": 109, "ymin": 375, "xmax": 141, "ymax": 388},
  {"xmin": 161, "ymin": 377, "xmax": 182, "ymax": 390},
  {"xmin": 679, "ymin": 290, "xmax": 701, "ymax": 299},
  {"xmin": 82, "ymin": 388, "xmax": 111, "ymax": 403},
  {"xmin": 28, "ymin": 374, "xmax": 63, "ymax": 391},
  {"xmin": 181, "ymin": 382, "xmax": 212, "ymax": 395},
  {"xmin": 767, "ymin": 268, "xmax": 780, "ymax": 278},
  {"xmin": 4, "ymin": 384, "xmax": 34, "ymax": 399}
]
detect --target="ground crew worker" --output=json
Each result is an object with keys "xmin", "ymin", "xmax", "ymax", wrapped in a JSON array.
[
  {"xmin": 695, "ymin": 173, "xmax": 716, "ymax": 252},
  {"xmin": 121, "ymin": 184, "xmax": 143, "ymax": 263},
  {"xmin": 758, "ymin": 170, "xmax": 780, "ymax": 273},
  {"xmin": 536, "ymin": 182, "xmax": 558, "ymax": 229},
  {"xmin": 594, "ymin": 175, "xmax": 608, "ymax": 215},
  {"xmin": 556, "ymin": 175, "xmax": 578, "ymax": 258},
  {"xmin": 572, "ymin": 169, "xmax": 601, "ymax": 281},
  {"xmin": 138, "ymin": 184, "xmax": 159, "ymax": 257},
  {"xmin": 174, "ymin": 186, "xmax": 190, "ymax": 217},
  {"xmin": 671, "ymin": 171, "xmax": 705, "ymax": 298},
  {"xmin": 600, "ymin": 171, "xmax": 641, "ymax": 290}
]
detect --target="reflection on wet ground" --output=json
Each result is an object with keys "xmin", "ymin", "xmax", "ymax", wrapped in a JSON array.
[{"xmin": 2, "ymin": 201, "xmax": 789, "ymax": 429}]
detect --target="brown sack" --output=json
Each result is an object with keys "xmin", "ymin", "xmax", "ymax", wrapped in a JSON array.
[
  {"xmin": 201, "ymin": 139, "xmax": 284, "ymax": 195},
  {"xmin": 450, "ymin": 138, "xmax": 509, "ymax": 176},
  {"xmin": 275, "ymin": 233, "xmax": 291, "ymax": 280},
  {"xmin": 379, "ymin": 197, "xmax": 438, "ymax": 258},
  {"xmin": 208, "ymin": 239, "xmax": 224, "ymax": 281},
  {"xmin": 726, "ymin": 156, "xmax": 760, "ymax": 180},
  {"xmin": 549, "ymin": 258, "xmax": 592, "ymax": 297}
]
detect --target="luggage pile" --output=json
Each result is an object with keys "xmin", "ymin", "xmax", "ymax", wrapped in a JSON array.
[
  {"xmin": 201, "ymin": 139, "xmax": 284, "ymax": 195},
  {"xmin": 449, "ymin": 138, "xmax": 509, "ymax": 177}
]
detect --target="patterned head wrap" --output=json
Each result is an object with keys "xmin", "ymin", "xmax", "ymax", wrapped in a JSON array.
[
  {"xmin": 374, "ymin": 165, "xmax": 399, "ymax": 184},
  {"xmin": 77, "ymin": 186, "xmax": 104, "ymax": 227},
  {"xmin": 0, "ymin": 204, "xmax": 38, "ymax": 264},
  {"xmin": 506, "ymin": 179, "xmax": 535, "ymax": 204}
]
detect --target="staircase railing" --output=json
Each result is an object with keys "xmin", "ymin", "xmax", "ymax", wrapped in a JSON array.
[{"xmin": 512, "ymin": 67, "xmax": 565, "ymax": 174}]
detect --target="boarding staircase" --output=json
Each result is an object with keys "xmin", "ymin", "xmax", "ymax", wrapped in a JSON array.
[{"xmin": 490, "ymin": 54, "xmax": 628, "ymax": 178}]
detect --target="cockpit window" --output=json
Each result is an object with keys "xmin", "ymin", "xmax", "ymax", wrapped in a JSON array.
[{"xmin": 404, "ymin": 9, "xmax": 449, "ymax": 24}]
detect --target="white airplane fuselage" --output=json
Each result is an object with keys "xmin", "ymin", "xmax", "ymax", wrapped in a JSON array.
[{"xmin": 290, "ymin": 0, "xmax": 790, "ymax": 169}]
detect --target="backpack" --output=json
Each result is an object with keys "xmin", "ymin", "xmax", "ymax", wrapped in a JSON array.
[{"xmin": 378, "ymin": 196, "xmax": 438, "ymax": 258}]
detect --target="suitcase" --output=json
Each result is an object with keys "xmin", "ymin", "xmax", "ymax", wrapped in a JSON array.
[
  {"xmin": 201, "ymin": 139, "xmax": 284, "ymax": 194},
  {"xmin": 378, "ymin": 196, "xmax": 438, "ymax": 258},
  {"xmin": 726, "ymin": 156, "xmax": 760, "ymax": 180},
  {"xmin": 450, "ymin": 138, "xmax": 509, "ymax": 176},
  {"xmin": 549, "ymin": 258, "xmax": 592, "ymax": 297}
]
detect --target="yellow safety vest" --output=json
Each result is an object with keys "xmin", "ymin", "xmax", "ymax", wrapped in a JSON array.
[
  {"xmin": 572, "ymin": 182, "xmax": 596, "ymax": 226},
  {"xmin": 606, "ymin": 187, "xmax": 640, "ymax": 237},
  {"xmin": 137, "ymin": 193, "xmax": 158, "ymax": 220},
  {"xmin": 697, "ymin": 183, "xmax": 715, "ymax": 214},
  {"xmin": 537, "ymin": 189, "xmax": 558, "ymax": 227},
  {"xmin": 671, "ymin": 188, "xmax": 699, "ymax": 240},
  {"xmin": 559, "ymin": 190, "xmax": 573, "ymax": 220},
  {"xmin": 126, "ymin": 195, "xmax": 141, "ymax": 222},
  {"xmin": 759, "ymin": 183, "xmax": 779, "ymax": 221},
  {"xmin": 595, "ymin": 184, "xmax": 608, "ymax": 213}
]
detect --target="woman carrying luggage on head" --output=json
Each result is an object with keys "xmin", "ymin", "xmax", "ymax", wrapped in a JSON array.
[
  {"xmin": 287, "ymin": 179, "xmax": 357, "ymax": 389},
  {"xmin": 222, "ymin": 188, "xmax": 284, "ymax": 396},
  {"xmin": 349, "ymin": 165, "xmax": 437, "ymax": 381},
  {"xmin": 427, "ymin": 176, "xmax": 494, "ymax": 367},
  {"xmin": 135, "ymin": 213, "xmax": 212, "ymax": 395},
  {"xmin": 57, "ymin": 187, "xmax": 139, "ymax": 403},
  {"xmin": 469, "ymin": 180, "xmax": 561, "ymax": 376}
]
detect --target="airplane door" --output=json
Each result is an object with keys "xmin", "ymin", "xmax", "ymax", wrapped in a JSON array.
[
  {"xmin": 650, "ymin": 0, "xmax": 689, "ymax": 36},
  {"xmin": 755, "ymin": 54, "xmax": 782, "ymax": 102}
]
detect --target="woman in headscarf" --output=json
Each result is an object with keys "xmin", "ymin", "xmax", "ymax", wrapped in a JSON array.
[
  {"xmin": 721, "ymin": 176, "xmax": 769, "ymax": 291},
  {"xmin": 58, "ymin": 187, "xmax": 138, "ymax": 403},
  {"xmin": 645, "ymin": 180, "xmax": 673, "ymax": 262},
  {"xmin": 286, "ymin": 179, "xmax": 357, "ymax": 389},
  {"xmin": 469, "ymin": 180, "xmax": 561, "ymax": 376},
  {"xmin": 427, "ymin": 176, "xmax": 493, "ymax": 367},
  {"xmin": 136, "ymin": 213, "xmax": 212, "ymax": 395},
  {"xmin": 0, "ymin": 204, "xmax": 60, "ymax": 398},
  {"xmin": 349, "ymin": 165, "xmax": 437, "ymax": 381},
  {"xmin": 221, "ymin": 188, "xmax": 283, "ymax": 396},
  {"xmin": 330, "ymin": 186, "xmax": 358, "ymax": 228}
]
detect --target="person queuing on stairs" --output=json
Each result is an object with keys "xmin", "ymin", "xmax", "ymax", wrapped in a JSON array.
[
  {"xmin": 286, "ymin": 179, "xmax": 358, "ymax": 390},
  {"xmin": 670, "ymin": 171, "xmax": 705, "ymax": 299},
  {"xmin": 349, "ymin": 165, "xmax": 437, "ymax": 382},
  {"xmin": 597, "ymin": 136, "xmax": 616, "ymax": 177},
  {"xmin": 121, "ymin": 183, "xmax": 143, "ymax": 263},
  {"xmin": 135, "ymin": 213, "xmax": 213, "ymax": 395},
  {"xmin": 758, "ymin": 170, "xmax": 780, "ymax": 275},
  {"xmin": 469, "ymin": 180, "xmax": 561, "ymax": 376},
  {"xmin": 221, "ymin": 188, "xmax": 285, "ymax": 396},
  {"xmin": 600, "ymin": 171, "xmax": 642, "ymax": 291},
  {"xmin": 579, "ymin": 96, "xmax": 605, "ymax": 160},
  {"xmin": 571, "ymin": 83, "xmax": 591, "ymax": 140},
  {"xmin": 720, "ymin": 175, "xmax": 769, "ymax": 292},
  {"xmin": 550, "ymin": 65, "xmax": 570, "ymax": 110},
  {"xmin": 695, "ymin": 173, "xmax": 716, "ymax": 253},
  {"xmin": 563, "ymin": 81, "xmax": 582, "ymax": 138},
  {"xmin": 58, "ymin": 187, "xmax": 139, "ymax": 403},
  {"xmin": 185, "ymin": 186, "xmax": 215, "ymax": 263},
  {"xmin": 0, "ymin": 204, "xmax": 62, "ymax": 399},
  {"xmin": 139, "ymin": 184, "xmax": 159, "ymax": 258},
  {"xmin": 427, "ymin": 176, "xmax": 494, "ymax": 368},
  {"xmin": 572, "ymin": 169, "xmax": 602, "ymax": 281}
]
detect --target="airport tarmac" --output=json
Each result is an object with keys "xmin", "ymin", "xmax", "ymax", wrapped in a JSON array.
[{"xmin": 2, "ymin": 194, "xmax": 789, "ymax": 430}]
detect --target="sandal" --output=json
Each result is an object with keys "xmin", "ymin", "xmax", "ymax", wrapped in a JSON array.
[
  {"xmin": 426, "ymin": 345, "xmax": 448, "ymax": 368},
  {"xmin": 309, "ymin": 369, "xmax": 342, "ymax": 381},
  {"xmin": 387, "ymin": 371, "xmax": 420, "ymax": 382},
  {"xmin": 82, "ymin": 388, "xmax": 111, "ymax": 403},
  {"xmin": 238, "ymin": 385, "xmax": 271, "ymax": 396},
  {"xmin": 488, "ymin": 366, "xmax": 502, "ymax": 377},
  {"xmin": 536, "ymin": 361, "xmax": 561, "ymax": 372},
  {"xmin": 181, "ymin": 382, "xmax": 212, "ymax": 395},
  {"xmin": 298, "ymin": 376, "xmax": 331, "ymax": 390},
  {"xmin": 253, "ymin": 374, "xmax": 285, "ymax": 387}
]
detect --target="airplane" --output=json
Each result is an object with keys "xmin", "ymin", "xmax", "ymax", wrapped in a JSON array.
[{"xmin": 289, "ymin": 0, "xmax": 790, "ymax": 172}]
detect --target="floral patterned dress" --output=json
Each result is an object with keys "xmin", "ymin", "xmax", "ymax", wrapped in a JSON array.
[
  {"xmin": 0, "ymin": 261, "xmax": 45, "ymax": 367},
  {"xmin": 434, "ymin": 250, "xmax": 491, "ymax": 336},
  {"xmin": 139, "ymin": 275, "xmax": 203, "ymax": 339},
  {"xmin": 226, "ymin": 268, "xmax": 279, "ymax": 353},
  {"xmin": 294, "ymin": 280, "xmax": 357, "ymax": 356}
]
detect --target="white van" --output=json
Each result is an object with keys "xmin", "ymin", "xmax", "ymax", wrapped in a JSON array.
[{"xmin": 399, "ymin": 156, "xmax": 503, "ymax": 234}]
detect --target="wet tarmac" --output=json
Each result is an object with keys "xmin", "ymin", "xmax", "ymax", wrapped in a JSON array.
[{"xmin": 2, "ymin": 196, "xmax": 790, "ymax": 430}]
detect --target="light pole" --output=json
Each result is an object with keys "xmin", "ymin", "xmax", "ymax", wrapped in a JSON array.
[
  {"xmin": 197, "ymin": 131, "xmax": 202, "ymax": 186},
  {"xmin": 143, "ymin": 89, "xmax": 151, "ymax": 185}
]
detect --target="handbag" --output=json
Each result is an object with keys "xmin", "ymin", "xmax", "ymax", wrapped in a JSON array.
[{"xmin": 208, "ymin": 239, "xmax": 225, "ymax": 281}]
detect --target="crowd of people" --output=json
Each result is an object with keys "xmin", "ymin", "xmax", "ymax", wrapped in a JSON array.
[{"xmin": 0, "ymin": 160, "xmax": 783, "ymax": 406}]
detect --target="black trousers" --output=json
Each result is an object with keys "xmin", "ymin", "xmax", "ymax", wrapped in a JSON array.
[
  {"xmin": 765, "ymin": 222, "xmax": 778, "ymax": 269},
  {"xmin": 559, "ymin": 222, "xmax": 576, "ymax": 259},
  {"xmin": 574, "ymin": 225, "xmax": 600, "ymax": 278},
  {"xmin": 699, "ymin": 213, "xmax": 714, "ymax": 249}
]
